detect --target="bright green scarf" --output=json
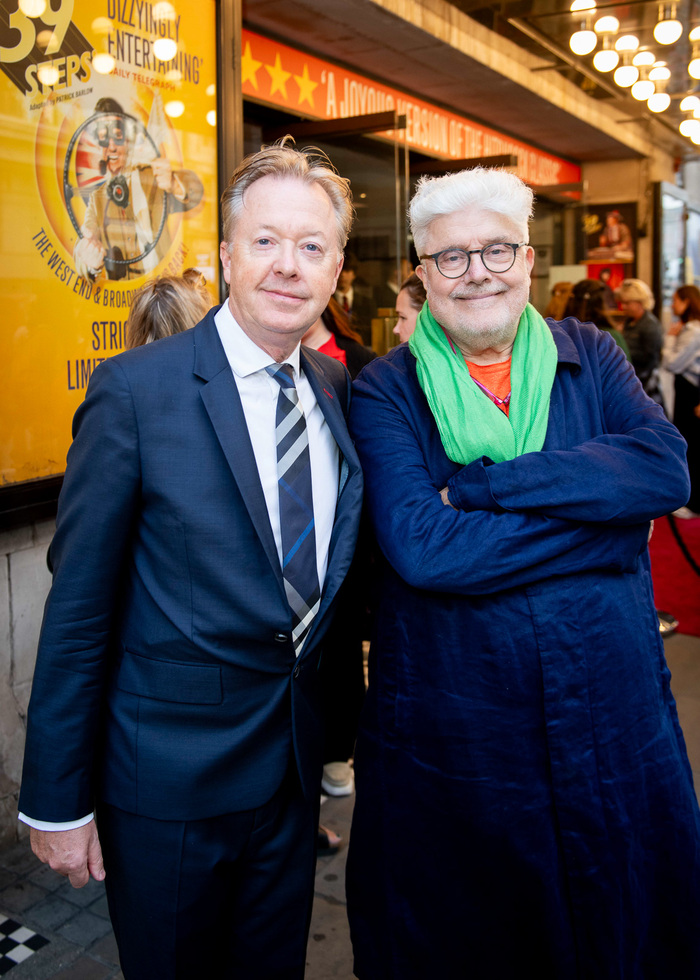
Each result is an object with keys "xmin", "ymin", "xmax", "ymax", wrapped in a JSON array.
[{"xmin": 408, "ymin": 301, "xmax": 557, "ymax": 465}]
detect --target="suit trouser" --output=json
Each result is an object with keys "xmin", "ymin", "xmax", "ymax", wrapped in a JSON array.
[{"xmin": 97, "ymin": 770, "xmax": 317, "ymax": 980}]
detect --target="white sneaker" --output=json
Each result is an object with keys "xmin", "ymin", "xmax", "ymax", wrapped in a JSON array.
[{"xmin": 321, "ymin": 761, "xmax": 354, "ymax": 797}]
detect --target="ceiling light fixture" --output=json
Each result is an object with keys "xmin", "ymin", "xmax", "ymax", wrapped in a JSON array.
[
  {"xmin": 631, "ymin": 70, "xmax": 655, "ymax": 100},
  {"xmin": 648, "ymin": 91, "xmax": 671, "ymax": 111},
  {"xmin": 680, "ymin": 117, "xmax": 700, "ymax": 137},
  {"xmin": 594, "ymin": 15, "xmax": 619, "ymax": 34},
  {"xmin": 633, "ymin": 50, "xmax": 655, "ymax": 67},
  {"xmin": 680, "ymin": 95, "xmax": 700, "ymax": 111},
  {"xmin": 614, "ymin": 54, "xmax": 639, "ymax": 87},
  {"xmin": 690, "ymin": 45, "xmax": 700, "ymax": 79},
  {"xmin": 593, "ymin": 34, "xmax": 619, "ymax": 72},
  {"xmin": 615, "ymin": 34, "xmax": 639, "ymax": 52},
  {"xmin": 570, "ymin": 0, "xmax": 596, "ymax": 10},
  {"xmin": 570, "ymin": 20, "xmax": 597, "ymax": 55},
  {"xmin": 653, "ymin": 3, "xmax": 683, "ymax": 45}
]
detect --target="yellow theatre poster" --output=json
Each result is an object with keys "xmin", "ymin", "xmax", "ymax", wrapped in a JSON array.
[{"xmin": 0, "ymin": 0, "xmax": 218, "ymax": 487}]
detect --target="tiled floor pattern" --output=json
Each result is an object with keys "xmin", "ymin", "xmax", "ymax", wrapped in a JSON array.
[
  {"xmin": 0, "ymin": 917, "xmax": 49, "ymax": 975},
  {"xmin": 0, "ymin": 632, "xmax": 698, "ymax": 979}
]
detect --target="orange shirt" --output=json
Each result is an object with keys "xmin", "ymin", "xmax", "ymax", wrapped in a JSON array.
[{"xmin": 466, "ymin": 358, "xmax": 512, "ymax": 416}]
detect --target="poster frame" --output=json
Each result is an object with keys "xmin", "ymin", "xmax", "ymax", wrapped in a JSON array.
[{"xmin": 0, "ymin": 0, "xmax": 236, "ymax": 528}]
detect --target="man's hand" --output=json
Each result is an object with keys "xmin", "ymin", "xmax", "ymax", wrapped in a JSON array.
[
  {"xmin": 440, "ymin": 487, "xmax": 456, "ymax": 509},
  {"xmin": 30, "ymin": 822, "xmax": 105, "ymax": 889},
  {"xmin": 74, "ymin": 236, "xmax": 106, "ymax": 278},
  {"xmin": 151, "ymin": 156, "xmax": 174, "ymax": 193}
]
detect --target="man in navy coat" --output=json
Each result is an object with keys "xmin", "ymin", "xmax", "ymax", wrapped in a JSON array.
[
  {"xmin": 19, "ymin": 141, "xmax": 363, "ymax": 979},
  {"xmin": 346, "ymin": 166, "xmax": 700, "ymax": 978}
]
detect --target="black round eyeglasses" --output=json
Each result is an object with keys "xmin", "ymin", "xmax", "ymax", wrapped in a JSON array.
[{"xmin": 419, "ymin": 243, "xmax": 527, "ymax": 279}]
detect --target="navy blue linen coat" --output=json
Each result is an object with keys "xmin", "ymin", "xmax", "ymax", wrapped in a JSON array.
[{"xmin": 346, "ymin": 317, "xmax": 700, "ymax": 979}]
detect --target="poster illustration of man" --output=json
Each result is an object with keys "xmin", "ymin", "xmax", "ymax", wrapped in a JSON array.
[
  {"xmin": 583, "ymin": 203, "xmax": 636, "ymax": 265},
  {"xmin": 72, "ymin": 96, "xmax": 204, "ymax": 281}
]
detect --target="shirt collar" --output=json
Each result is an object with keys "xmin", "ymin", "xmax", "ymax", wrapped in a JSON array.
[{"xmin": 214, "ymin": 300, "xmax": 301, "ymax": 379}]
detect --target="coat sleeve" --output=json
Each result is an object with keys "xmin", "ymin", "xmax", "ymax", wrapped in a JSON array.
[
  {"xmin": 349, "ymin": 355, "xmax": 649, "ymax": 597},
  {"xmin": 446, "ymin": 330, "xmax": 690, "ymax": 523},
  {"xmin": 19, "ymin": 357, "xmax": 142, "ymax": 822}
]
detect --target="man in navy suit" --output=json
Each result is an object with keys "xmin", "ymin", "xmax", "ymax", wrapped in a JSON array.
[{"xmin": 18, "ymin": 140, "xmax": 363, "ymax": 979}]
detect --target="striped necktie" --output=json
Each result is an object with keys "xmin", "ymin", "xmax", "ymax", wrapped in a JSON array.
[{"xmin": 266, "ymin": 363, "xmax": 321, "ymax": 654}]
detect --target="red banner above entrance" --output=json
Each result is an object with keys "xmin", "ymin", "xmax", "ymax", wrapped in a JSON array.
[{"xmin": 241, "ymin": 29, "xmax": 581, "ymax": 187}]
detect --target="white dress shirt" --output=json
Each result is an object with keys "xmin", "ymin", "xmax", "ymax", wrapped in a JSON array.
[{"xmin": 20, "ymin": 301, "xmax": 341, "ymax": 833}]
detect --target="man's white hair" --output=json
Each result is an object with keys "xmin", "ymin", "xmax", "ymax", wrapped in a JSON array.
[{"xmin": 409, "ymin": 167, "xmax": 534, "ymax": 254}]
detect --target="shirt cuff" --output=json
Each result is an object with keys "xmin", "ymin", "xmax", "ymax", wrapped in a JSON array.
[{"xmin": 18, "ymin": 812, "xmax": 95, "ymax": 831}]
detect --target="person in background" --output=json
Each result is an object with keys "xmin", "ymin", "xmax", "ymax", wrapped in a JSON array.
[
  {"xmin": 543, "ymin": 280, "xmax": 573, "ymax": 321},
  {"xmin": 334, "ymin": 253, "xmax": 375, "ymax": 345},
  {"xmin": 302, "ymin": 297, "xmax": 375, "ymax": 836},
  {"xmin": 345, "ymin": 165, "xmax": 699, "ymax": 979},
  {"xmin": 615, "ymin": 277, "xmax": 665, "ymax": 406},
  {"xmin": 302, "ymin": 295, "xmax": 376, "ymax": 378},
  {"xmin": 125, "ymin": 270, "xmax": 211, "ymax": 349},
  {"xmin": 393, "ymin": 272, "xmax": 426, "ymax": 343},
  {"xmin": 563, "ymin": 278, "xmax": 630, "ymax": 358},
  {"xmin": 374, "ymin": 259, "xmax": 415, "ymax": 310},
  {"xmin": 663, "ymin": 284, "xmax": 700, "ymax": 519}
]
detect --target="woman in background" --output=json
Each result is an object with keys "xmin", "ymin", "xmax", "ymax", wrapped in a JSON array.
[
  {"xmin": 664, "ymin": 284, "xmax": 700, "ymax": 518},
  {"xmin": 563, "ymin": 278, "xmax": 630, "ymax": 358},
  {"xmin": 126, "ymin": 270, "xmax": 210, "ymax": 349},
  {"xmin": 393, "ymin": 272, "xmax": 426, "ymax": 344},
  {"xmin": 302, "ymin": 295, "xmax": 376, "ymax": 376}
]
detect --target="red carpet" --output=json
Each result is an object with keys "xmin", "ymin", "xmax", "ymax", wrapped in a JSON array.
[{"xmin": 649, "ymin": 515, "xmax": 700, "ymax": 637}]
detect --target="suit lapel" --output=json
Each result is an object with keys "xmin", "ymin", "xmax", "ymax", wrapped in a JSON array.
[{"xmin": 194, "ymin": 311, "xmax": 285, "ymax": 597}]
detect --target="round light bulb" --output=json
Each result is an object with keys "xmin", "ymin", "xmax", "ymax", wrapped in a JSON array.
[
  {"xmin": 680, "ymin": 95, "xmax": 700, "ymax": 111},
  {"xmin": 570, "ymin": 0, "xmax": 596, "ymax": 10},
  {"xmin": 692, "ymin": 130, "xmax": 700, "ymax": 144},
  {"xmin": 690, "ymin": 57, "xmax": 700, "ymax": 79},
  {"xmin": 690, "ymin": 27, "xmax": 700, "ymax": 42},
  {"xmin": 614, "ymin": 64, "xmax": 639, "ymax": 87},
  {"xmin": 164, "ymin": 100, "xmax": 185, "ymax": 118},
  {"xmin": 593, "ymin": 48, "xmax": 619, "ymax": 71},
  {"xmin": 615, "ymin": 34, "xmax": 639, "ymax": 51},
  {"xmin": 680, "ymin": 118, "xmax": 700, "ymax": 136},
  {"xmin": 37, "ymin": 64, "xmax": 59, "ymax": 85},
  {"xmin": 631, "ymin": 78, "xmax": 655, "ymax": 99},
  {"xmin": 19, "ymin": 0, "xmax": 46, "ymax": 15},
  {"xmin": 92, "ymin": 52, "xmax": 116, "ymax": 74},
  {"xmin": 633, "ymin": 50, "xmax": 655, "ymax": 66},
  {"xmin": 570, "ymin": 29, "xmax": 597, "ymax": 55},
  {"xmin": 206, "ymin": 110, "xmax": 216, "ymax": 127},
  {"xmin": 649, "ymin": 65, "xmax": 671, "ymax": 81},
  {"xmin": 594, "ymin": 15, "xmax": 619, "ymax": 33},
  {"xmin": 653, "ymin": 18, "xmax": 682, "ymax": 44},
  {"xmin": 153, "ymin": 1, "xmax": 176, "ymax": 19},
  {"xmin": 647, "ymin": 92, "xmax": 671, "ymax": 111},
  {"xmin": 153, "ymin": 37, "xmax": 177, "ymax": 61}
]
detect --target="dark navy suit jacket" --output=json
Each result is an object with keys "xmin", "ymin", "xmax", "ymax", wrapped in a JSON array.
[{"xmin": 19, "ymin": 305, "xmax": 363, "ymax": 823}]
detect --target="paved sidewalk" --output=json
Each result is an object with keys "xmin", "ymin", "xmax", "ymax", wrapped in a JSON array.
[
  {"xmin": 0, "ymin": 792, "xmax": 355, "ymax": 980},
  {"xmin": 1, "ymin": 631, "xmax": 697, "ymax": 978}
]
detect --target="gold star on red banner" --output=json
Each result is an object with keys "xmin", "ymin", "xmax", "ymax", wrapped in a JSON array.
[
  {"xmin": 241, "ymin": 41, "xmax": 262, "ymax": 90},
  {"xmin": 294, "ymin": 63, "xmax": 318, "ymax": 108},
  {"xmin": 265, "ymin": 53, "xmax": 291, "ymax": 99}
]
